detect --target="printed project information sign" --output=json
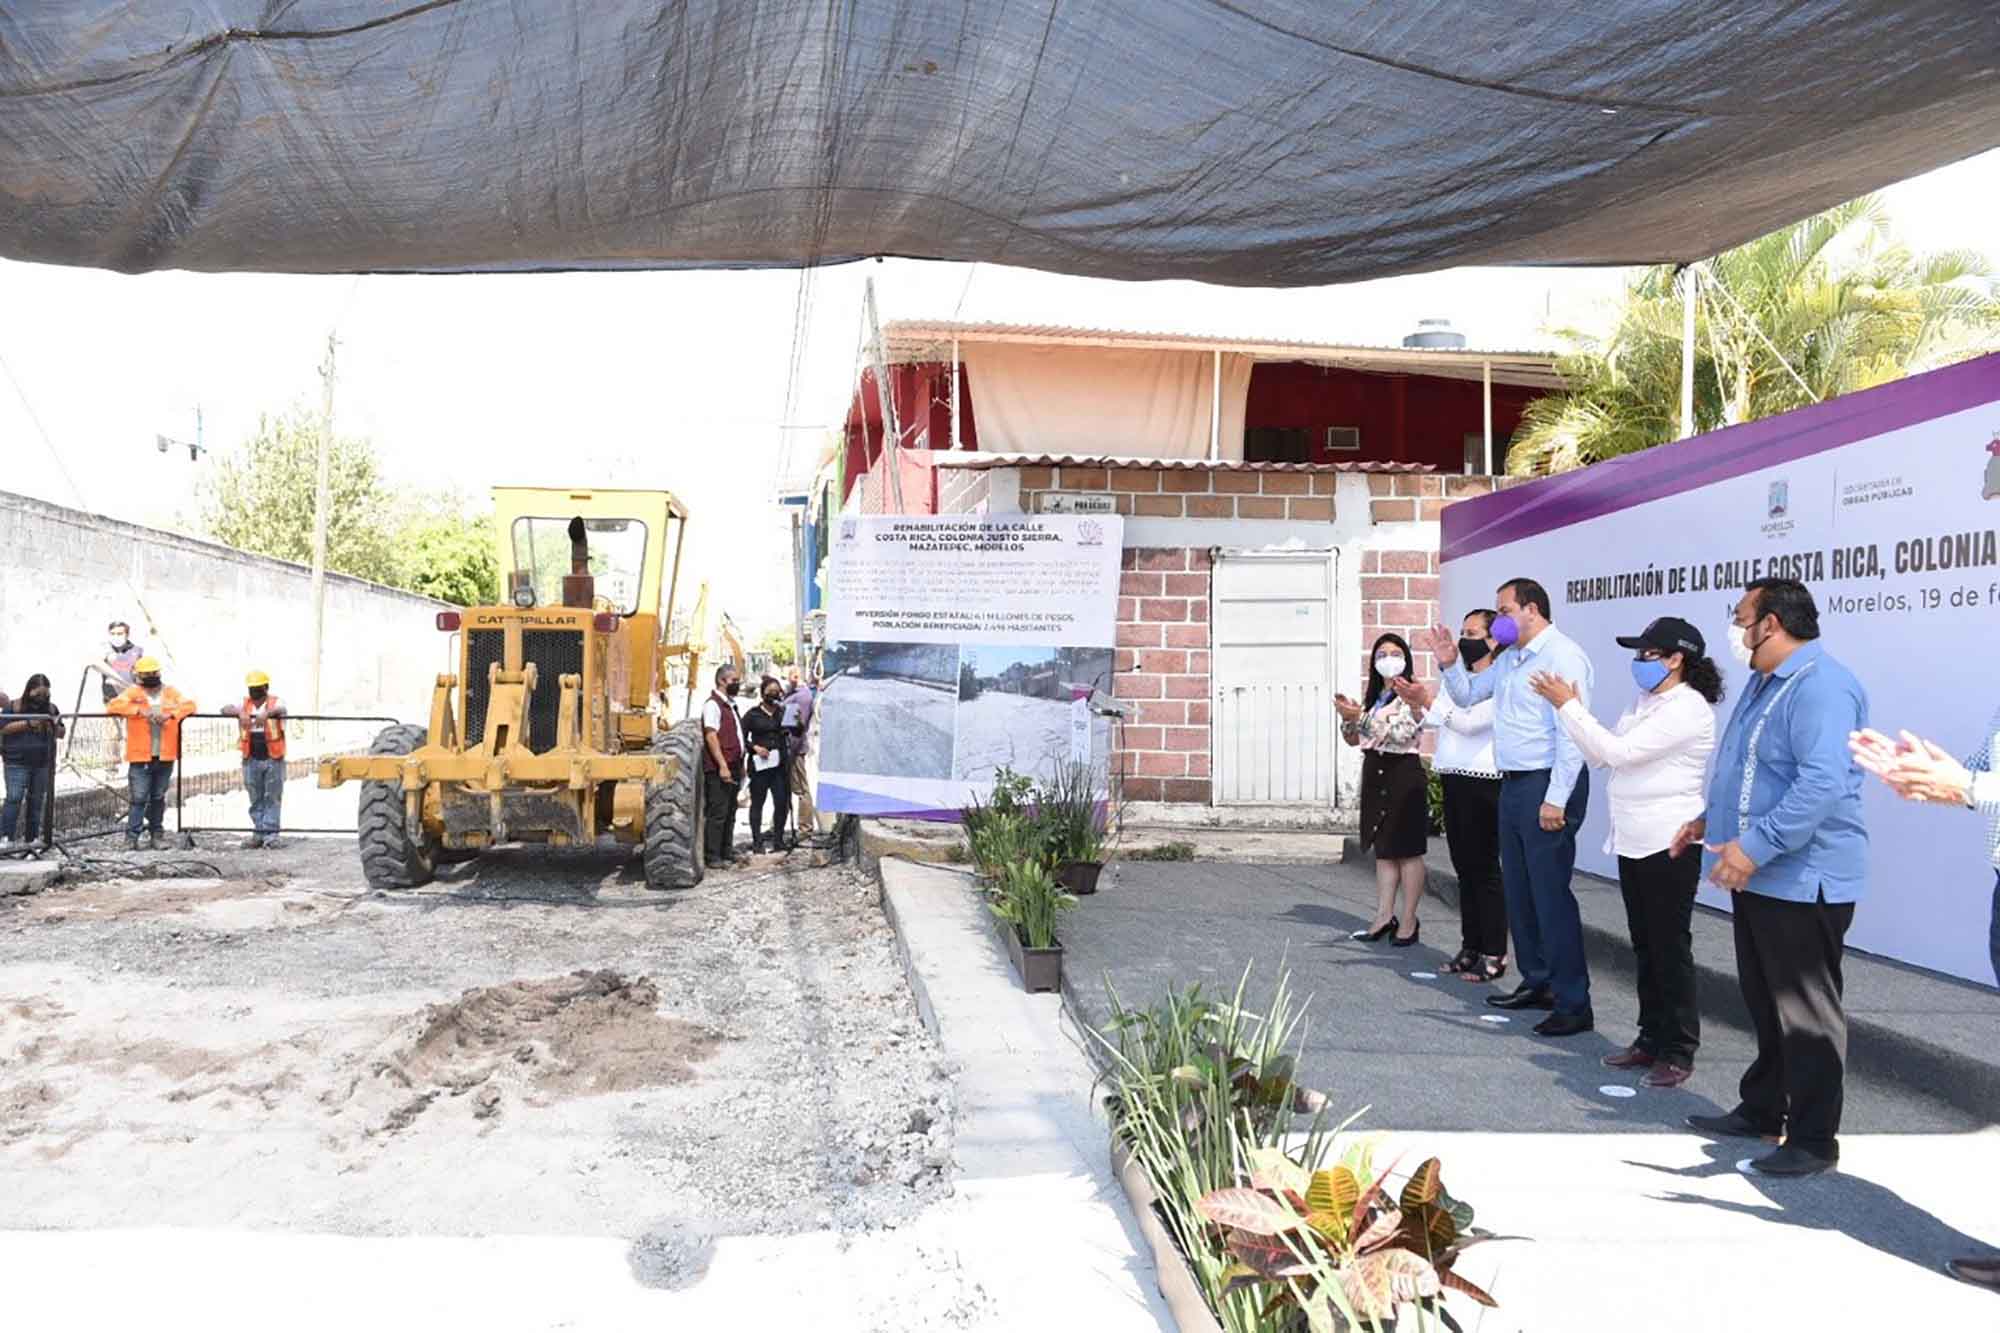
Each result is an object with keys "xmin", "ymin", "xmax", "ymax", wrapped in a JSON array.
[{"xmin": 818, "ymin": 514, "xmax": 1123, "ymax": 818}]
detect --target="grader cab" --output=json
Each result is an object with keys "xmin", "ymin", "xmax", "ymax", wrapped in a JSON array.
[{"xmin": 319, "ymin": 487, "xmax": 707, "ymax": 890}]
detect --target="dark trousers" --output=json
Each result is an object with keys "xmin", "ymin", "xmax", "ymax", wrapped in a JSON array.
[
  {"xmin": 703, "ymin": 768, "xmax": 740, "ymax": 862},
  {"xmin": 1989, "ymin": 871, "xmax": 1999, "ymax": 986},
  {"xmin": 2, "ymin": 760, "xmax": 53, "ymax": 842},
  {"xmin": 749, "ymin": 763, "xmax": 790, "ymax": 847},
  {"xmin": 1497, "ymin": 768, "xmax": 1591, "ymax": 1017},
  {"xmin": 1441, "ymin": 774, "xmax": 1506, "ymax": 957},
  {"xmin": 1618, "ymin": 849, "xmax": 1701, "ymax": 1065},
  {"xmin": 127, "ymin": 759, "xmax": 174, "ymax": 836},
  {"xmin": 1731, "ymin": 888, "xmax": 1854, "ymax": 1158}
]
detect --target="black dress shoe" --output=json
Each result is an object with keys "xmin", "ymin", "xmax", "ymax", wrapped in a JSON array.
[
  {"xmin": 1945, "ymin": 1256, "xmax": 2000, "ymax": 1292},
  {"xmin": 1350, "ymin": 917, "xmax": 1397, "ymax": 943},
  {"xmin": 1484, "ymin": 986, "xmax": 1555, "ymax": 1011},
  {"xmin": 1533, "ymin": 1012, "xmax": 1594, "ymax": 1037},
  {"xmin": 1685, "ymin": 1110, "xmax": 1782, "ymax": 1140},
  {"xmin": 1746, "ymin": 1144, "xmax": 1836, "ymax": 1177}
]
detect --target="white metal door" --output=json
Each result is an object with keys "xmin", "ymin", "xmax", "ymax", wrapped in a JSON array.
[{"xmin": 1211, "ymin": 549, "xmax": 1337, "ymax": 805}]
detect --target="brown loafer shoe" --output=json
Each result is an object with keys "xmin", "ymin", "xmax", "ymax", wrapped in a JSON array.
[
  {"xmin": 1601, "ymin": 1044, "xmax": 1656, "ymax": 1070},
  {"xmin": 1946, "ymin": 1257, "xmax": 2000, "ymax": 1292},
  {"xmin": 1642, "ymin": 1061, "xmax": 1693, "ymax": 1089}
]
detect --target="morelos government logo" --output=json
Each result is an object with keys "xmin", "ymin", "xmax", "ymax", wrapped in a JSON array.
[
  {"xmin": 1075, "ymin": 519, "xmax": 1105, "ymax": 547},
  {"xmin": 1985, "ymin": 429, "xmax": 2000, "ymax": 500},
  {"xmin": 1760, "ymin": 477, "xmax": 1795, "ymax": 541}
]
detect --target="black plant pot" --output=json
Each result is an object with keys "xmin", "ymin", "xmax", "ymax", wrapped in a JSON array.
[
  {"xmin": 1002, "ymin": 922, "xmax": 1064, "ymax": 993},
  {"xmin": 1056, "ymin": 860, "xmax": 1104, "ymax": 896}
]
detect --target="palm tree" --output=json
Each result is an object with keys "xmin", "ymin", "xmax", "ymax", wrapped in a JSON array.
[{"xmin": 1506, "ymin": 197, "xmax": 2000, "ymax": 476}]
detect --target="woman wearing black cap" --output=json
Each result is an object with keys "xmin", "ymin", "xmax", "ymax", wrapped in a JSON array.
[{"xmin": 1530, "ymin": 617, "xmax": 1721, "ymax": 1089}]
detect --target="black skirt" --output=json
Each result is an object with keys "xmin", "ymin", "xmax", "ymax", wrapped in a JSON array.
[{"xmin": 1359, "ymin": 750, "xmax": 1428, "ymax": 860}]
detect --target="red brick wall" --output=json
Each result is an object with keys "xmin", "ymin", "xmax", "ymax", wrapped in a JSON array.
[
  {"xmin": 1015, "ymin": 462, "xmax": 1339, "ymax": 519},
  {"xmin": 1358, "ymin": 475, "xmax": 1520, "ymax": 680},
  {"xmin": 1112, "ymin": 547, "xmax": 1212, "ymax": 803}
]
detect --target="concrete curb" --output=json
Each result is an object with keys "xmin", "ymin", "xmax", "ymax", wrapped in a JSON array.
[
  {"xmin": 1345, "ymin": 837, "xmax": 2000, "ymax": 1123},
  {"xmin": 0, "ymin": 861, "xmax": 58, "ymax": 896}
]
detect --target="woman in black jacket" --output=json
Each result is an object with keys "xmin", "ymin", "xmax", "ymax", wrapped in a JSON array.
[
  {"xmin": 738, "ymin": 675, "xmax": 793, "ymax": 853},
  {"xmin": 2, "ymin": 674, "xmax": 64, "ymax": 845}
]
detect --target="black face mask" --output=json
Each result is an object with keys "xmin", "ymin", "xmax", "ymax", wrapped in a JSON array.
[
  {"xmin": 248, "ymin": 687, "xmax": 269, "ymax": 702},
  {"xmin": 724, "ymin": 681, "xmax": 741, "ymax": 697},
  {"xmin": 26, "ymin": 691, "xmax": 48, "ymax": 706},
  {"xmin": 1458, "ymin": 637, "xmax": 1491, "ymax": 666},
  {"xmin": 763, "ymin": 690, "xmax": 781, "ymax": 704},
  {"xmin": 138, "ymin": 676, "xmax": 162, "ymax": 690}
]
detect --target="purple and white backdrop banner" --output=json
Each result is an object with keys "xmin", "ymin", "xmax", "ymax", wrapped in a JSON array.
[{"xmin": 1443, "ymin": 352, "xmax": 2000, "ymax": 983}]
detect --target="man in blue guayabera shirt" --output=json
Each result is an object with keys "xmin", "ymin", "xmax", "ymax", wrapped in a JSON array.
[
  {"xmin": 1672, "ymin": 577, "xmax": 1868, "ymax": 1179},
  {"xmin": 1422, "ymin": 576, "xmax": 1598, "ymax": 1038}
]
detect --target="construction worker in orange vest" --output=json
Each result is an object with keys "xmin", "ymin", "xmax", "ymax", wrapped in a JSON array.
[
  {"xmin": 221, "ymin": 670, "xmax": 288, "ymax": 849},
  {"xmin": 104, "ymin": 657, "xmax": 196, "ymax": 850}
]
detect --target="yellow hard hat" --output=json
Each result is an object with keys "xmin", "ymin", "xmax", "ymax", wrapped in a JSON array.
[
  {"xmin": 245, "ymin": 670, "xmax": 271, "ymax": 687},
  {"xmin": 133, "ymin": 656, "xmax": 162, "ymax": 674}
]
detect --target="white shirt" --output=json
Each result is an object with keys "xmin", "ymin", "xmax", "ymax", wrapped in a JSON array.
[
  {"xmin": 1423, "ymin": 691, "xmax": 1497, "ymax": 779},
  {"xmin": 701, "ymin": 696, "xmax": 723, "ymax": 732},
  {"xmin": 1556, "ymin": 683, "xmax": 1715, "ymax": 860}
]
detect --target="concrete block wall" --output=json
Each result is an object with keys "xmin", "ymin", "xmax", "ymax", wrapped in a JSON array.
[
  {"xmin": 1111, "ymin": 546, "xmax": 1212, "ymax": 803},
  {"xmin": 936, "ymin": 465, "xmax": 991, "ymax": 514},
  {"xmin": 1014, "ymin": 463, "xmax": 1339, "ymax": 520},
  {"xmin": 0, "ymin": 489, "xmax": 448, "ymax": 721}
]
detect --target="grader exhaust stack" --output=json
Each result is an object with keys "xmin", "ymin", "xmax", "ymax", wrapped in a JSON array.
[{"xmin": 317, "ymin": 487, "xmax": 704, "ymax": 891}]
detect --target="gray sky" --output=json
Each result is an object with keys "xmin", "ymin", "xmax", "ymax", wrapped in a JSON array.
[{"xmin": 3, "ymin": 149, "xmax": 1995, "ymax": 635}]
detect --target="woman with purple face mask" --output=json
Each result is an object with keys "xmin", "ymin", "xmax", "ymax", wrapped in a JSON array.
[
  {"xmin": 1336, "ymin": 632, "xmax": 1429, "ymax": 947},
  {"xmin": 1531, "ymin": 617, "xmax": 1721, "ymax": 1088}
]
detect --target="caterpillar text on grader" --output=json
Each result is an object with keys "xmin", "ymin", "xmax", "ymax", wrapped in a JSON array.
[{"xmin": 319, "ymin": 487, "xmax": 706, "ymax": 890}]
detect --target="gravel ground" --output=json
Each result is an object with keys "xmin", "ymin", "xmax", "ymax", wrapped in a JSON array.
[{"xmin": 0, "ymin": 834, "xmax": 958, "ymax": 1281}]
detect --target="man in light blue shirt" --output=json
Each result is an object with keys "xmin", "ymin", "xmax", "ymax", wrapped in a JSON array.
[
  {"xmin": 1424, "ymin": 575, "xmax": 1597, "ymax": 1035},
  {"xmin": 1677, "ymin": 577, "xmax": 1867, "ymax": 1178}
]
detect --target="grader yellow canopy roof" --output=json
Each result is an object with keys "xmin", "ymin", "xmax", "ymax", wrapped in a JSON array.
[{"xmin": 1, "ymin": 2, "xmax": 1994, "ymax": 285}]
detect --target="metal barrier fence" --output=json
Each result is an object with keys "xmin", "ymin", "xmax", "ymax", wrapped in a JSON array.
[{"xmin": 0, "ymin": 711, "xmax": 399, "ymax": 852}]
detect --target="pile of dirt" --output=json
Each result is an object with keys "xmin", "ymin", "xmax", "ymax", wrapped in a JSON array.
[{"xmin": 332, "ymin": 970, "xmax": 722, "ymax": 1134}]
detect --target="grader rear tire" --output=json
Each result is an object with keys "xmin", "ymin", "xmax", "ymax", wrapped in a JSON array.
[
  {"xmin": 642, "ymin": 718, "xmax": 705, "ymax": 890},
  {"xmin": 356, "ymin": 722, "xmax": 438, "ymax": 890}
]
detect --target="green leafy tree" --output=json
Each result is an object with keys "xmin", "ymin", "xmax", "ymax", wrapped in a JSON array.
[
  {"xmin": 402, "ymin": 509, "xmax": 500, "ymax": 606},
  {"xmin": 199, "ymin": 407, "xmax": 403, "ymax": 584},
  {"xmin": 1508, "ymin": 196, "xmax": 2000, "ymax": 476},
  {"xmin": 756, "ymin": 626, "xmax": 797, "ymax": 667}
]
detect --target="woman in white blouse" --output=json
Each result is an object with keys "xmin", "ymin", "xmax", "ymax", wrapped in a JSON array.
[
  {"xmin": 1416, "ymin": 610, "xmax": 1509, "ymax": 983},
  {"xmin": 1531, "ymin": 615, "xmax": 1720, "ymax": 1089}
]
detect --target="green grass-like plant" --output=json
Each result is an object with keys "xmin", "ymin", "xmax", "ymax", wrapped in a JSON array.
[{"xmin": 987, "ymin": 854, "xmax": 1076, "ymax": 949}]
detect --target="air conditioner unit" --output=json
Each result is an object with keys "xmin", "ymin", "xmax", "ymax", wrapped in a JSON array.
[{"xmin": 1324, "ymin": 426, "xmax": 1361, "ymax": 452}]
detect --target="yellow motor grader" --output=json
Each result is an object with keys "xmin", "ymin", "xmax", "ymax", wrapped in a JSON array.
[{"xmin": 319, "ymin": 486, "xmax": 708, "ymax": 890}]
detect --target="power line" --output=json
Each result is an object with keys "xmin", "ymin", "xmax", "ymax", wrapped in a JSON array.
[{"xmin": 0, "ymin": 339, "xmax": 177, "ymax": 663}]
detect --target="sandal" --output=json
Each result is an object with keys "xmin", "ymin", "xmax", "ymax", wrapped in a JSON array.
[
  {"xmin": 1460, "ymin": 955, "xmax": 1508, "ymax": 983},
  {"xmin": 1445, "ymin": 948, "xmax": 1478, "ymax": 976}
]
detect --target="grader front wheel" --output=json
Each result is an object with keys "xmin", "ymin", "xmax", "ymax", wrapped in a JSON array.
[
  {"xmin": 356, "ymin": 723, "xmax": 439, "ymax": 890},
  {"xmin": 642, "ymin": 718, "xmax": 705, "ymax": 890}
]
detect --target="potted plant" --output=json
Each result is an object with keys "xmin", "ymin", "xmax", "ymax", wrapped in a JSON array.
[
  {"xmin": 1037, "ymin": 759, "xmax": 1109, "ymax": 895},
  {"xmin": 988, "ymin": 856, "xmax": 1076, "ymax": 992}
]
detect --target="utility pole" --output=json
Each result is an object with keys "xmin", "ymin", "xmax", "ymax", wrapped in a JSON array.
[
  {"xmin": 1679, "ymin": 264, "xmax": 1698, "ymax": 440},
  {"xmin": 309, "ymin": 334, "xmax": 336, "ymax": 712}
]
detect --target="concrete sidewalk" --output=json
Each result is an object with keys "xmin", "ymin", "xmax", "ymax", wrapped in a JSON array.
[
  {"xmin": 1393, "ymin": 839, "xmax": 2000, "ymax": 1122},
  {"xmin": 1062, "ymin": 857, "xmax": 2000, "ymax": 1331},
  {"xmin": 878, "ymin": 857, "xmax": 1173, "ymax": 1332}
]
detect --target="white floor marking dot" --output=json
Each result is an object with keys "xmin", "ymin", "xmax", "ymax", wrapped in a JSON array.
[
  {"xmin": 1479, "ymin": 1014, "xmax": 1511, "ymax": 1025},
  {"xmin": 1597, "ymin": 1085, "xmax": 1638, "ymax": 1099},
  {"xmin": 1736, "ymin": 1157, "xmax": 1758, "ymax": 1174},
  {"xmin": 1409, "ymin": 971, "xmax": 1438, "ymax": 980}
]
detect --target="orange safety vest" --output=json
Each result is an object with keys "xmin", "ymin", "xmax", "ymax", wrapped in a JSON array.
[
  {"xmin": 106, "ymin": 685, "xmax": 196, "ymax": 762},
  {"xmin": 236, "ymin": 696, "xmax": 287, "ymax": 760}
]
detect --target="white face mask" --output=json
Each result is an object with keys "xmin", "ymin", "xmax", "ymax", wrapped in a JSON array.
[
  {"xmin": 1726, "ymin": 621, "xmax": 1755, "ymax": 667},
  {"xmin": 1374, "ymin": 655, "xmax": 1407, "ymax": 678}
]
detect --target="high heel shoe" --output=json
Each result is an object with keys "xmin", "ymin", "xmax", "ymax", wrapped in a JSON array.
[
  {"xmin": 1350, "ymin": 917, "xmax": 1397, "ymax": 943},
  {"xmin": 1390, "ymin": 922, "xmax": 1421, "ymax": 948}
]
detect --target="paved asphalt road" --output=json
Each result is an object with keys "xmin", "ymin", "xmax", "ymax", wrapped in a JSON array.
[
  {"xmin": 818, "ymin": 676, "xmax": 954, "ymax": 779},
  {"xmin": 1061, "ymin": 856, "xmax": 2000, "ymax": 1329},
  {"xmin": 952, "ymin": 692, "xmax": 1110, "ymax": 782}
]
